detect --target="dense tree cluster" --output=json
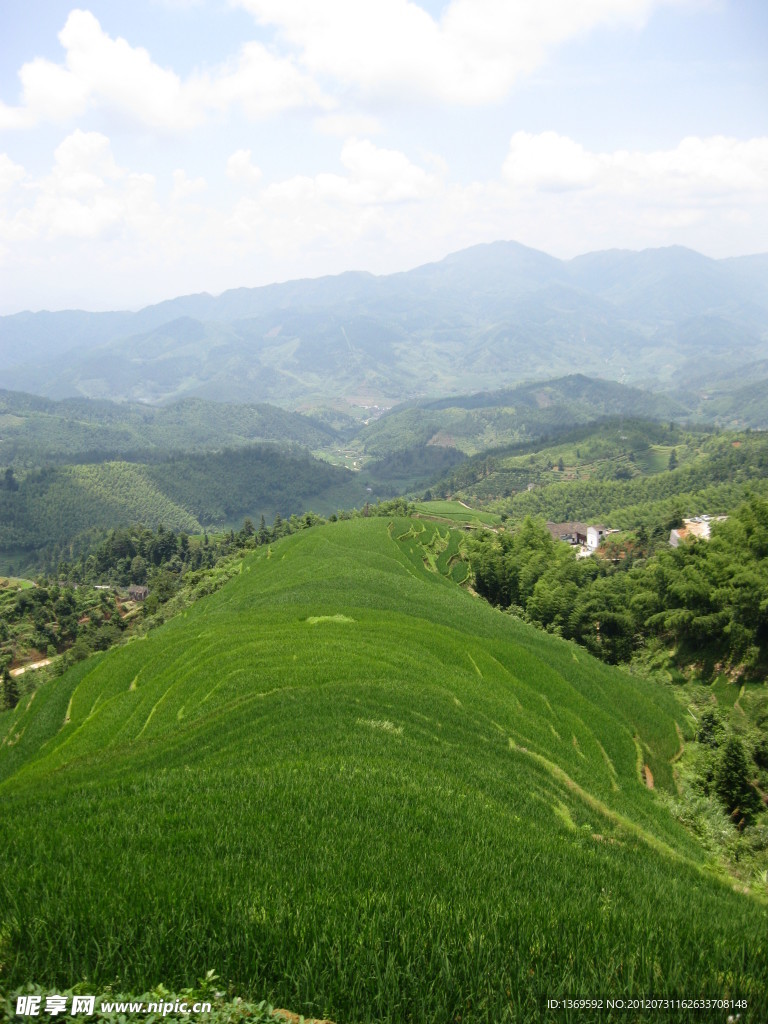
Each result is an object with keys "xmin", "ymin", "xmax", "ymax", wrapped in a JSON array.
[
  {"xmin": 469, "ymin": 496, "xmax": 768, "ymax": 674},
  {"xmin": 470, "ymin": 500, "xmax": 768, "ymax": 826},
  {"xmin": 0, "ymin": 443, "xmax": 368, "ymax": 575}
]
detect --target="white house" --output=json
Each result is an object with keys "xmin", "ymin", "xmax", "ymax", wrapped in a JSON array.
[{"xmin": 586, "ymin": 525, "xmax": 609, "ymax": 550}]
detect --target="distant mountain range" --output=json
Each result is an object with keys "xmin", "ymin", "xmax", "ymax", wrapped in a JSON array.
[{"xmin": 1, "ymin": 241, "xmax": 766, "ymax": 408}]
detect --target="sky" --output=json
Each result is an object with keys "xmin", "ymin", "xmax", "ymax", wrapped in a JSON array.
[{"xmin": 0, "ymin": 0, "xmax": 766, "ymax": 313}]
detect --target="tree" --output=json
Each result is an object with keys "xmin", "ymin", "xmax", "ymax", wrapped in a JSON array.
[
  {"xmin": 715, "ymin": 736, "xmax": 756, "ymax": 818},
  {"xmin": 130, "ymin": 555, "xmax": 148, "ymax": 584},
  {"xmin": 696, "ymin": 707, "xmax": 723, "ymax": 748},
  {"xmin": 753, "ymin": 737, "xmax": 768, "ymax": 771},
  {"xmin": 2, "ymin": 667, "xmax": 19, "ymax": 710},
  {"xmin": 668, "ymin": 448, "xmax": 678, "ymax": 471}
]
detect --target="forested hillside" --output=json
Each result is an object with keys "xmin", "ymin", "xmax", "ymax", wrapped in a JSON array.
[
  {"xmin": 0, "ymin": 445, "xmax": 371, "ymax": 574},
  {"xmin": 354, "ymin": 375, "xmax": 690, "ymax": 458},
  {"xmin": 430, "ymin": 422, "xmax": 768, "ymax": 530},
  {"xmin": 469, "ymin": 496, "xmax": 768, "ymax": 677},
  {"xmin": 0, "ymin": 389, "xmax": 344, "ymax": 467}
]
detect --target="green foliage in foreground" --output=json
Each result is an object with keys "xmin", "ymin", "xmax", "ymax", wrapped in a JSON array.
[
  {"xmin": 0, "ymin": 519, "xmax": 765, "ymax": 1023},
  {"xmin": 1, "ymin": 977, "xmax": 277, "ymax": 1024}
]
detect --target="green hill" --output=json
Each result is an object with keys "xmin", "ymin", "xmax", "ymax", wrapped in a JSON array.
[
  {"xmin": 0, "ymin": 446, "xmax": 372, "ymax": 574},
  {"xmin": 0, "ymin": 518, "xmax": 764, "ymax": 1022},
  {"xmin": 0, "ymin": 389, "xmax": 344, "ymax": 468},
  {"xmin": 355, "ymin": 376, "xmax": 689, "ymax": 459},
  {"xmin": 428, "ymin": 421, "xmax": 768, "ymax": 531}
]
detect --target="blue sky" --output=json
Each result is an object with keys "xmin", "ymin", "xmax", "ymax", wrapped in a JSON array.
[{"xmin": 1, "ymin": 0, "xmax": 766, "ymax": 312}]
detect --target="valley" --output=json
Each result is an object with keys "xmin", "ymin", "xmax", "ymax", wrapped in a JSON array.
[{"xmin": 1, "ymin": 243, "xmax": 767, "ymax": 1023}]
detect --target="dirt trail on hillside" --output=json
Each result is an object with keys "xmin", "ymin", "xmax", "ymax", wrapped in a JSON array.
[{"xmin": 10, "ymin": 658, "xmax": 52, "ymax": 677}]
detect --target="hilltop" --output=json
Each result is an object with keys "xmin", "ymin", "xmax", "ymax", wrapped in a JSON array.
[{"xmin": 1, "ymin": 517, "xmax": 765, "ymax": 1023}]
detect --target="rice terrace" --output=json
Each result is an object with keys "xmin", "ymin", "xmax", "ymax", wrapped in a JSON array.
[
  {"xmin": 1, "ymin": 516, "xmax": 765, "ymax": 1022},
  {"xmin": 4, "ymin": 1, "xmax": 768, "ymax": 1018}
]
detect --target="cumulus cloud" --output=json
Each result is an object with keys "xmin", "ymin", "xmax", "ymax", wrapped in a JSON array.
[
  {"xmin": 0, "ymin": 8, "xmax": 330, "ymax": 132},
  {"xmin": 2, "ymin": 130, "xmax": 766, "ymax": 313},
  {"xmin": 250, "ymin": 138, "xmax": 441, "ymax": 222},
  {"xmin": 192, "ymin": 40, "xmax": 331, "ymax": 119},
  {"xmin": 171, "ymin": 169, "xmax": 207, "ymax": 201},
  {"xmin": 1, "ymin": 130, "xmax": 157, "ymax": 242},
  {"xmin": 314, "ymin": 113, "xmax": 382, "ymax": 137},
  {"xmin": 226, "ymin": 149, "xmax": 263, "ymax": 186},
  {"xmin": 502, "ymin": 131, "xmax": 768, "ymax": 197},
  {"xmin": 0, "ymin": 155, "xmax": 26, "ymax": 193},
  {"xmin": 234, "ymin": 0, "xmax": 683, "ymax": 103}
]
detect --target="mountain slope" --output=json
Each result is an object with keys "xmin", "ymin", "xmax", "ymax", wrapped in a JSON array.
[
  {"xmin": 2, "ymin": 242, "xmax": 766, "ymax": 407},
  {"xmin": 0, "ymin": 518, "xmax": 764, "ymax": 1022},
  {"xmin": 0, "ymin": 446, "xmax": 371, "ymax": 573},
  {"xmin": 0, "ymin": 389, "xmax": 343, "ymax": 467},
  {"xmin": 355, "ymin": 375, "xmax": 689, "ymax": 458}
]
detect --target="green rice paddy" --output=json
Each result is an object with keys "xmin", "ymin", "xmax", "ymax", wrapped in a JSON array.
[
  {"xmin": 412, "ymin": 500, "xmax": 501, "ymax": 527},
  {"xmin": 0, "ymin": 519, "xmax": 765, "ymax": 1022}
]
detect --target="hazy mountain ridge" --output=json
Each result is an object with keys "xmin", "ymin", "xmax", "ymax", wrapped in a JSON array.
[{"xmin": 1, "ymin": 241, "xmax": 766, "ymax": 407}]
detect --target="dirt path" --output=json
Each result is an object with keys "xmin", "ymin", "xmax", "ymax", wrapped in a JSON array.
[
  {"xmin": 10, "ymin": 658, "xmax": 52, "ymax": 678},
  {"xmin": 643, "ymin": 765, "xmax": 655, "ymax": 789},
  {"xmin": 670, "ymin": 722, "xmax": 686, "ymax": 763},
  {"xmin": 272, "ymin": 1011, "xmax": 335, "ymax": 1024}
]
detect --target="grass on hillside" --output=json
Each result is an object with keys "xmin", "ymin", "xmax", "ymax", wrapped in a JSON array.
[
  {"xmin": 0, "ymin": 519, "xmax": 766, "ymax": 1023},
  {"xmin": 412, "ymin": 500, "xmax": 501, "ymax": 527},
  {"xmin": 0, "ymin": 577, "xmax": 34, "ymax": 591}
]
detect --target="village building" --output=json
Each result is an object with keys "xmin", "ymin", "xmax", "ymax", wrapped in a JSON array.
[
  {"xmin": 547, "ymin": 521, "xmax": 618, "ymax": 555},
  {"xmin": 546, "ymin": 521, "xmax": 588, "ymax": 546},
  {"xmin": 587, "ymin": 525, "xmax": 610, "ymax": 550}
]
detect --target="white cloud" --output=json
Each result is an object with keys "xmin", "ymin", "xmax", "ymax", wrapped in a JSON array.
[
  {"xmin": 226, "ymin": 149, "xmax": 263, "ymax": 186},
  {"xmin": 252, "ymin": 138, "xmax": 440, "ymax": 217},
  {"xmin": 314, "ymin": 113, "xmax": 382, "ymax": 137},
  {"xmin": 338, "ymin": 138, "xmax": 440, "ymax": 203},
  {"xmin": 0, "ymin": 155, "xmax": 26, "ymax": 193},
  {"xmin": 502, "ymin": 131, "xmax": 768, "ymax": 197},
  {"xmin": 0, "ymin": 8, "xmax": 330, "ymax": 132},
  {"xmin": 2, "ymin": 130, "xmax": 158, "ymax": 242},
  {"xmin": 234, "ymin": 0, "xmax": 685, "ymax": 103},
  {"xmin": 171, "ymin": 169, "xmax": 207, "ymax": 201},
  {"xmin": 2, "ymin": 130, "xmax": 766, "ymax": 313},
  {"xmin": 192, "ymin": 40, "xmax": 331, "ymax": 119},
  {"xmin": 503, "ymin": 132, "xmax": 599, "ymax": 190}
]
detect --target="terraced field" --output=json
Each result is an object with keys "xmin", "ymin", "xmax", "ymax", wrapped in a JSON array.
[
  {"xmin": 0, "ymin": 519, "xmax": 766, "ymax": 1022},
  {"xmin": 412, "ymin": 500, "xmax": 502, "ymax": 527}
]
